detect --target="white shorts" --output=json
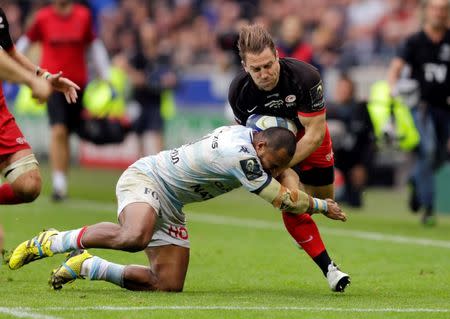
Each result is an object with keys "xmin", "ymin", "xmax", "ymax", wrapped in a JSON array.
[{"xmin": 116, "ymin": 166, "xmax": 190, "ymax": 248}]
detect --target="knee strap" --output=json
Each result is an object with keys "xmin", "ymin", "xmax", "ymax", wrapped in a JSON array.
[{"xmin": 1, "ymin": 154, "xmax": 39, "ymax": 183}]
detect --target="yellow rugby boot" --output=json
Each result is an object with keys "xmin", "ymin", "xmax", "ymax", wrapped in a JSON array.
[
  {"xmin": 7, "ymin": 229, "xmax": 59, "ymax": 270},
  {"xmin": 49, "ymin": 250, "xmax": 93, "ymax": 290}
]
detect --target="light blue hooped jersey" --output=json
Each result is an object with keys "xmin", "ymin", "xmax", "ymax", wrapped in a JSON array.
[{"xmin": 131, "ymin": 125, "xmax": 272, "ymax": 208}]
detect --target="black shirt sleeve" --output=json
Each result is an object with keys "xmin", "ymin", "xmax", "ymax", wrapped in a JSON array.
[
  {"xmin": 286, "ymin": 59, "xmax": 325, "ymax": 114},
  {"xmin": 396, "ymin": 35, "xmax": 414, "ymax": 65},
  {"xmin": 228, "ymin": 68, "xmax": 250, "ymax": 125},
  {"xmin": 0, "ymin": 9, "xmax": 14, "ymax": 51}
]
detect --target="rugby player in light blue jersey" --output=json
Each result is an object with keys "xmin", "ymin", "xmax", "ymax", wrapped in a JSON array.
[{"xmin": 6, "ymin": 125, "xmax": 346, "ymax": 292}]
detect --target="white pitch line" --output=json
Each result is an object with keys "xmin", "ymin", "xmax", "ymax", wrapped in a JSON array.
[
  {"xmin": 0, "ymin": 307, "xmax": 61, "ymax": 319},
  {"xmin": 20, "ymin": 305, "xmax": 450, "ymax": 313},
  {"xmin": 56, "ymin": 197, "xmax": 450, "ymax": 249}
]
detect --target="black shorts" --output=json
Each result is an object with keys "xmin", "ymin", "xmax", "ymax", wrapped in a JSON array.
[
  {"xmin": 133, "ymin": 105, "xmax": 163, "ymax": 135},
  {"xmin": 293, "ymin": 165, "xmax": 335, "ymax": 186},
  {"xmin": 47, "ymin": 91, "xmax": 84, "ymax": 133}
]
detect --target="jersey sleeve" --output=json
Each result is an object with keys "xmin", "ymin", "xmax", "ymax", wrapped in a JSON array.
[
  {"xmin": 396, "ymin": 36, "xmax": 414, "ymax": 65},
  {"xmin": 0, "ymin": 9, "xmax": 14, "ymax": 51},
  {"xmin": 297, "ymin": 67, "xmax": 326, "ymax": 117},
  {"xmin": 228, "ymin": 70, "xmax": 250, "ymax": 125},
  {"xmin": 25, "ymin": 11, "xmax": 43, "ymax": 42},
  {"xmin": 225, "ymin": 152, "xmax": 272, "ymax": 193},
  {"xmin": 84, "ymin": 8, "xmax": 96, "ymax": 44}
]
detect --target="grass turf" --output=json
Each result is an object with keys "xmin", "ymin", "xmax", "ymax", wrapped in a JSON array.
[{"xmin": 0, "ymin": 165, "xmax": 449, "ymax": 319}]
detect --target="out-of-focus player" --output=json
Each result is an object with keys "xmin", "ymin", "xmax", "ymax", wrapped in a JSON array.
[
  {"xmin": 16, "ymin": 0, "xmax": 111, "ymax": 201},
  {"xmin": 0, "ymin": 7, "xmax": 79, "ymax": 251}
]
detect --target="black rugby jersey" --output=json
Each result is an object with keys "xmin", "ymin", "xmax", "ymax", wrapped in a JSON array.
[
  {"xmin": 228, "ymin": 58, "xmax": 325, "ymax": 131},
  {"xmin": 397, "ymin": 30, "xmax": 450, "ymax": 110},
  {"xmin": 0, "ymin": 9, "xmax": 14, "ymax": 52}
]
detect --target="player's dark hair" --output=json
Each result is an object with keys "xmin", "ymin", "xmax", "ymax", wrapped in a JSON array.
[
  {"xmin": 238, "ymin": 24, "xmax": 276, "ymax": 63},
  {"xmin": 261, "ymin": 127, "xmax": 296, "ymax": 158}
]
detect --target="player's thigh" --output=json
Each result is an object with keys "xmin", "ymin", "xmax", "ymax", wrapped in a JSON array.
[
  {"xmin": 118, "ymin": 202, "xmax": 158, "ymax": 246},
  {"xmin": 0, "ymin": 149, "xmax": 33, "ymax": 170},
  {"xmin": 145, "ymin": 244, "xmax": 190, "ymax": 292},
  {"xmin": 303, "ymin": 183, "xmax": 334, "ymax": 199}
]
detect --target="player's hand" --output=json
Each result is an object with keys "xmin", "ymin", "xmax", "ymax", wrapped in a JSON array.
[
  {"xmin": 324, "ymin": 199, "xmax": 347, "ymax": 222},
  {"xmin": 47, "ymin": 71, "xmax": 80, "ymax": 103},
  {"xmin": 29, "ymin": 76, "xmax": 52, "ymax": 103}
]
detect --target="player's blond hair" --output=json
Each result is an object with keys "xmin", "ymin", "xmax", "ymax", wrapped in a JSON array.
[{"xmin": 237, "ymin": 24, "xmax": 276, "ymax": 63}]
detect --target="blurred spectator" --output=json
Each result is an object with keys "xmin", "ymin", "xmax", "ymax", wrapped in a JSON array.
[
  {"xmin": 375, "ymin": 0, "xmax": 419, "ymax": 61},
  {"xmin": 118, "ymin": 22, "xmax": 177, "ymax": 157},
  {"xmin": 387, "ymin": 0, "xmax": 450, "ymax": 225},
  {"xmin": 344, "ymin": 0, "xmax": 387, "ymax": 65},
  {"xmin": 16, "ymin": 0, "xmax": 111, "ymax": 201},
  {"xmin": 277, "ymin": 15, "xmax": 313, "ymax": 63},
  {"xmin": 327, "ymin": 74, "xmax": 375, "ymax": 207}
]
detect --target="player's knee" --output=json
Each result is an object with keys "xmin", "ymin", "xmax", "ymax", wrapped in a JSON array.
[
  {"xmin": 12, "ymin": 172, "xmax": 42, "ymax": 203},
  {"xmin": 155, "ymin": 280, "xmax": 184, "ymax": 292},
  {"xmin": 117, "ymin": 230, "xmax": 151, "ymax": 252}
]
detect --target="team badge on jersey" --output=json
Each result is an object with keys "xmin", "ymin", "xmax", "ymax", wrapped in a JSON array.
[
  {"xmin": 240, "ymin": 158, "xmax": 263, "ymax": 180},
  {"xmin": 285, "ymin": 95, "xmax": 296, "ymax": 103},
  {"xmin": 310, "ymin": 82, "xmax": 325, "ymax": 110}
]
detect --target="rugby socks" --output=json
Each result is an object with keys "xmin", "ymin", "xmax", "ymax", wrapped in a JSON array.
[
  {"xmin": 0, "ymin": 183, "xmax": 23, "ymax": 204},
  {"xmin": 282, "ymin": 212, "xmax": 332, "ymax": 276},
  {"xmin": 81, "ymin": 256, "xmax": 125, "ymax": 287},
  {"xmin": 50, "ymin": 227, "xmax": 86, "ymax": 253},
  {"xmin": 52, "ymin": 171, "xmax": 67, "ymax": 196}
]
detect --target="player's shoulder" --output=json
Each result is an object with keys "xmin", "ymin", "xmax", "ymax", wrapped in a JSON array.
[
  {"xmin": 280, "ymin": 57, "xmax": 321, "ymax": 88},
  {"xmin": 230, "ymin": 67, "xmax": 251, "ymax": 91},
  {"xmin": 405, "ymin": 30, "xmax": 427, "ymax": 45},
  {"xmin": 71, "ymin": 3, "xmax": 93, "ymax": 19},
  {"xmin": 217, "ymin": 126, "xmax": 255, "ymax": 156},
  {"xmin": 35, "ymin": 5, "xmax": 54, "ymax": 19},
  {"xmin": 280, "ymin": 57, "xmax": 319, "ymax": 75}
]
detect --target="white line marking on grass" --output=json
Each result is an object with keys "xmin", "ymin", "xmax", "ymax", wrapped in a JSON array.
[
  {"xmin": 33, "ymin": 305, "xmax": 450, "ymax": 313},
  {"xmin": 64, "ymin": 198, "xmax": 450, "ymax": 249},
  {"xmin": 0, "ymin": 307, "xmax": 60, "ymax": 319}
]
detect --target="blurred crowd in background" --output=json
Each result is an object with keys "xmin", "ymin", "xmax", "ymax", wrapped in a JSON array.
[
  {"xmin": 2, "ymin": 0, "xmax": 449, "ymax": 212},
  {"xmin": 4, "ymin": 0, "xmax": 421, "ymax": 73}
]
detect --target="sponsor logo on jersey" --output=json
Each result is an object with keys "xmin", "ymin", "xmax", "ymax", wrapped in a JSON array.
[
  {"xmin": 310, "ymin": 82, "xmax": 325, "ymax": 110},
  {"xmin": 264, "ymin": 99, "xmax": 284, "ymax": 109},
  {"xmin": 16, "ymin": 137, "xmax": 27, "ymax": 144},
  {"xmin": 239, "ymin": 146, "xmax": 249, "ymax": 153},
  {"xmin": 285, "ymin": 94, "xmax": 296, "ymax": 103},
  {"xmin": 247, "ymin": 105, "xmax": 258, "ymax": 112},
  {"xmin": 267, "ymin": 93, "xmax": 279, "ymax": 98},
  {"xmin": 240, "ymin": 158, "xmax": 263, "ymax": 180}
]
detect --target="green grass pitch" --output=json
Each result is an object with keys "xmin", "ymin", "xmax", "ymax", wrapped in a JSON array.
[{"xmin": 0, "ymin": 166, "xmax": 449, "ymax": 319}]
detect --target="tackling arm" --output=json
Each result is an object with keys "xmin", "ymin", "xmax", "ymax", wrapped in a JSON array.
[
  {"xmin": 289, "ymin": 112, "xmax": 326, "ymax": 167},
  {"xmin": 257, "ymin": 176, "xmax": 346, "ymax": 221}
]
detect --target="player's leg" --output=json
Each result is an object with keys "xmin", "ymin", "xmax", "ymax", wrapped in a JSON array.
[
  {"xmin": 117, "ymin": 245, "xmax": 189, "ymax": 292},
  {"xmin": 281, "ymin": 132, "xmax": 350, "ymax": 291},
  {"xmin": 0, "ymin": 149, "xmax": 41, "ymax": 204},
  {"xmin": 46, "ymin": 92, "xmax": 71, "ymax": 200},
  {"xmin": 0, "ymin": 104, "xmax": 41, "ymax": 204}
]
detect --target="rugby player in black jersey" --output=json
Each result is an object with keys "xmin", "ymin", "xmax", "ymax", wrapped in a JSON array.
[
  {"xmin": 388, "ymin": 0, "xmax": 450, "ymax": 225},
  {"xmin": 228, "ymin": 24, "xmax": 350, "ymax": 292}
]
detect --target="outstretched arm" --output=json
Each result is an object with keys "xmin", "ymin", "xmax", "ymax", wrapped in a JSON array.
[
  {"xmin": 289, "ymin": 112, "xmax": 326, "ymax": 167},
  {"xmin": 0, "ymin": 49, "xmax": 51, "ymax": 102},
  {"xmin": 257, "ymin": 170, "xmax": 347, "ymax": 222},
  {"xmin": 9, "ymin": 47, "xmax": 80, "ymax": 103}
]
